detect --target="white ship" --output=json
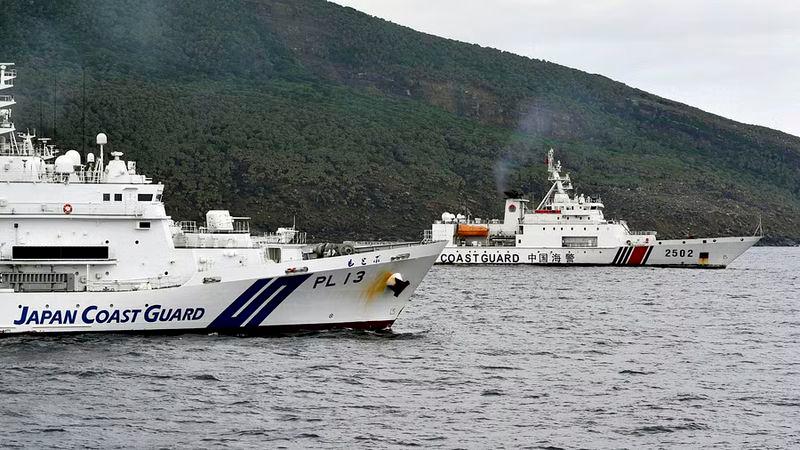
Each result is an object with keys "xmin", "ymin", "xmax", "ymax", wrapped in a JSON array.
[
  {"xmin": 426, "ymin": 149, "xmax": 760, "ymax": 267},
  {"xmin": 0, "ymin": 64, "xmax": 445, "ymax": 335}
]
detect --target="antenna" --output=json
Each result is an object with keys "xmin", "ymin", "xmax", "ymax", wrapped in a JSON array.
[
  {"xmin": 39, "ymin": 93, "xmax": 44, "ymax": 136},
  {"xmin": 52, "ymin": 75, "xmax": 57, "ymax": 139},
  {"xmin": 96, "ymin": 133, "xmax": 107, "ymax": 172},
  {"xmin": 81, "ymin": 67, "xmax": 86, "ymax": 157}
]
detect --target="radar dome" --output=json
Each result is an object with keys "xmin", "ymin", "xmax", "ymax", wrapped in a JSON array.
[
  {"xmin": 96, "ymin": 133, "xmax": 107, "ymax": 145},
  {"xmin": 54, "ymin": 155, "xmax": 75, "ymax": 174},
  {"xmin": 64, "ymin": 150, "xmax": 81, "ymax": 166}
]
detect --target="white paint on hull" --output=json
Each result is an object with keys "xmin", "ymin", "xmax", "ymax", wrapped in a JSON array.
[
  {"xmin": 435, "ymin": 236, "xmax": 758, "ymax": 268},
  {"xmin": 0, "ymin": 242, "xmax": 445, "ymax": 335}
]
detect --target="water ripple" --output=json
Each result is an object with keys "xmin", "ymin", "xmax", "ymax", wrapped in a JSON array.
[{"xmin": 0, "ymin": 247, "xmax": 798, "ymax": 447}]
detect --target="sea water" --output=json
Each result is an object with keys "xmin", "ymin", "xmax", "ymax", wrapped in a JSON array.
[{"xmin": 1, "ymin": 247, "xmax": 798, "ymax": 448}]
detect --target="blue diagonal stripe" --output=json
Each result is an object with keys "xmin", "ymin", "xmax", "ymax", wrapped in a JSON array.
[
  {"xmin": 208, "ymin": 274, "xmax": 311, "ymax": 330},
  {"xmin": 208, "ymin": 278, "xmax": 271, "ymax": 329},
  {"xmin": 244, "ymin": 274, "xmax": 310, "ymax": 328}
]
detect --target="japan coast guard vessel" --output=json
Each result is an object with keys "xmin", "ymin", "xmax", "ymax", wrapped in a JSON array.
[
  {"xmin": 0, "ymin": 64, "xmax": 445, "ymax": 335},
  {"xmin": 426, "ymin": 149, "xmax": 760, "ymax": 267}
]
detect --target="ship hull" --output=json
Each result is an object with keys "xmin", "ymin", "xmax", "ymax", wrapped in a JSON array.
[
  {"xmin": 0, "ymin": 242, "xmax": 445, "ymax": 335},
  {"xmin": 435, "ymin": 236, "xmax": 759, "ymax": 268}
]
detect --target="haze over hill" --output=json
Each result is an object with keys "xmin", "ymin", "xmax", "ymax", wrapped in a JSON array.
[{"xmin": 3, "ymin": 0, "xmax": 799, "ymax": 243}]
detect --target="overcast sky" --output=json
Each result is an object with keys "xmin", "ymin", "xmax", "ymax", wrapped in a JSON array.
[{"xmin": 331, "ymin": 0, "xmax": 799, "ymax": 137}]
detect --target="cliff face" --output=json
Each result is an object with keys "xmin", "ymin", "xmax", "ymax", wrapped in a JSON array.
[{"xmin": 4, "ymin": 0, "xmax": 798, "ymax": 243}]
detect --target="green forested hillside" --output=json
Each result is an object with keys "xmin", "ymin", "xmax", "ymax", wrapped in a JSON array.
[{"xmin": 3, "ymin": 0, "xmax": 799, "ymax": 243}]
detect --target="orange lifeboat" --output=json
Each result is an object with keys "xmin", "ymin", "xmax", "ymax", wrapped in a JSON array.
[{"xmin": 457, "ymin": 224, "xmax": 489, "ymax": 237}]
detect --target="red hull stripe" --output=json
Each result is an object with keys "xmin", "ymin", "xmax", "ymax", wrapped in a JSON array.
[
  {"xmin": 627, "ymin": 246, "xmax": 649, "ymax": 265},
  {"xmin": 641, "ymin": 246, "xmax": 654, "ymax": 265}
]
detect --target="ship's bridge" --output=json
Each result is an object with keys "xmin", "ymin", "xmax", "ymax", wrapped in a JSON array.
[
  {"xmin": 528, "ymin": 194, "xmax": 605, "ymax": 220},
  {"xmin": 525, "ymin": 149, "xmax": 607, "ymax": 224}
]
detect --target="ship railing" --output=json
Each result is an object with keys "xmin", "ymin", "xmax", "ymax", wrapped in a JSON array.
[
  {"xmin": 176, "ymin": 220, "xmax": 252, "ymax": 235},
  {"xmin": 232, "ymin": 219, "xmax": 250, "ymax": 233},
  {"xmin": 0, "ymin": 169, "xmax": 152, "ymax": 184},
  {"xmin": 2, "ymin": 201, "xmax": 146, "ymax": 216},
  {"xmin": 177, "ymin": 221, "xmax": 198, "ymax": 233},
  {"xmin": 258, "ymin": 231, "xmax": 307, "ymax": 245},
  {"xmin": 0, "ymin": 149, "xmax": 29, "ymax": 157},
  {"xmin": 351, "ymin": 241, "xmax": 422, "ymax": 252},
  {"xmin": 0, "ymin": 146, "xmax": 28, "ymax": 158},
  {"xmin": 0, "ymin": 95, "xmax": 13, "ymax": 102},
  {"xmin": 628, "ymin": 230, "xmax": 657, "ymax": 236},
  {"xmin": 422, "ymin": 229, "xmax": 433, "ymax": 243},
  {"xmin": 87, "ymin": 275, "xmax": 185, "ymax": 292},
  {"xmin": 0, "ymin": 169, "xmax": 102, "ymax": 182}
]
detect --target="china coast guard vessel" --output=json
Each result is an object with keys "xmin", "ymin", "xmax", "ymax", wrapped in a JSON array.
[
  {"xmin": 426, "ymin": 149, "xmax": 760, "ymax": 267},
  {"xmin": 0, "ymin": 64, "xmax": 445, "ymax": 335}
]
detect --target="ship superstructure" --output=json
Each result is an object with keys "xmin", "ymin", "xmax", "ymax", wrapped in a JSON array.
[
  {"xmin": 427, "ymin": 149, "xmax": 760, "ymax": 267},
  {"xmin": 0, "ymin": 64, "xmax": 445, "ymax": 334}
]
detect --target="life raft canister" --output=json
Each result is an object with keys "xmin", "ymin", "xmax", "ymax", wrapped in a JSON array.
[
  {"xmin": 63, "ymin": 203, "xmax": 73, "ymax": 214},
  {"xmin": 457, "ymin": 224, "xmax": 489, "ymax": 238}
]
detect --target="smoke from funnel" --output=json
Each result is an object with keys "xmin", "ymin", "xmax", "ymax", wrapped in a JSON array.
[
  {"xmin": 492, "ymin": 102, "xmax": 552, "ymax": 195},
  {"xmin": 493, "ymin": 156, "xmax": 512, "ymax": 195}
]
